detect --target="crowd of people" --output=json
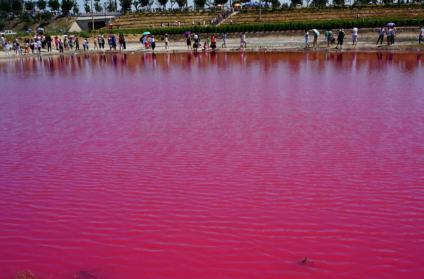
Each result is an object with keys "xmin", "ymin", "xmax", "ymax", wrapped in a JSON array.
[
  {"xmin": 0, "ymin": 25, "xmax": 423, "ymax": 56},
  {"xmin": 304, "ymin": 25, "xmax": 423, "ymax": 50}
]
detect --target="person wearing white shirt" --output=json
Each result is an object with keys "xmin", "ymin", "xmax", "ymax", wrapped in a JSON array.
[{"xmin": 352, "ymin": 27, "xmax": 358, "ymax": 46}]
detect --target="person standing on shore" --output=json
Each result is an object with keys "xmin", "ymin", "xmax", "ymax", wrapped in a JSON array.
[
  {"xmin": 324, "ymin": 29, "xmax": 333, "ymax": 47},
  {"xmin": 75, "ymin": 37, "xmax": 80, "ymax": 50},
  {"xmin": 312, "ymin": 30, "xmax": 319, "ymax": 49},
  {"xmin": 419, "ymin": 26, "xmax": 423, "ymax": 44},
  {"xmin": 93, "ymin": 37, "xmax": 98, "ymax": 50},
  {"xmin": 304, "ymin": 29, "xmax": 309, "ymax": 48},
  {"xmin": 376, "ymin": 27, "xmax": 385, "ymax": 45},
  {"xmin": 210, "ymin": 34, "xmax": 217, "ymax": 51},
  {"xmin": 335, "ymin": 29, "xmax": 345, "ymax": 49},
  {"xmin": 59, "ymin": 39, "xmax": 64, "ymax": 53},
  {"xmin": 222, "ymin": 33, "xmax": 227, "ymax": 48},
  {"xmin": 46, "ymin": 35, "xmax": 52, "ymax": 52},
  {"xmin": 186, "ymin": 34, "xmax": 192, "ymax": 50},
  {"xmin": 83, "ymin": 38, "xmax": 89, "ymax": 52},
  {"xmin": 352, "ymin": 27, "xmax": 358, "ymax": 46},
  {"xmin": 119, "ymin": 34, "xmax": 126, "ymax": 51},
  {"xmin": 193, "ymin": 33, "xmax": 199, "ymax": 52},
  {"xmin": 150, "ymin": 35, "xmax": 156, "ymax": 52},
  {"xmin": 36, "ymin": 39, "xmax": 42, "ymax": 54},
  {"xmin": 240, "ymin": 32, "xmax": 247, "ymax": 49},
  {"xmin": 164, "ymin": 34, "xmax": 169, "ymax": 50}
]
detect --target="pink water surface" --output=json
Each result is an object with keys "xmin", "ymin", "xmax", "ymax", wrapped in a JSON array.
[{"xmin": 0, "ymin": 52, "xmax": 424, "ymax": 279}]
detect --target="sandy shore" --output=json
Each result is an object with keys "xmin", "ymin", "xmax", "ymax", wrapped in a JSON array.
[{"xmin": 1, "ymin": 32, "xmax": 423, "ymax": 60}]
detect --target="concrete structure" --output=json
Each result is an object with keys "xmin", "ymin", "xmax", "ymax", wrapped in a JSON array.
[{"xmin": 71, "ymin": 13, "xmax": 119, "ymax": 32}]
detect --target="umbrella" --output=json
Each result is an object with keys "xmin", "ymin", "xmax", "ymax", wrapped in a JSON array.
[
  {"xmin": 142, "ymin": 31, "xmax": 151, "ymax": 36},
  {"xmin": 312, "ymin": 29, "xmax": 320, "ymax": 36},
  {"xmin": 387, "ymin": 22, "xmax": 396, "ymax": 27}
]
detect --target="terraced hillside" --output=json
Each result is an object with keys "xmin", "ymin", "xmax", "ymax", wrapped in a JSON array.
[
  {"xmin": 111, "ymin": 12, "xmax": 222, "ymax": 29},
  {"xmin": 226, "ymin": 6, "xmax": 424, "ymax": 24}
]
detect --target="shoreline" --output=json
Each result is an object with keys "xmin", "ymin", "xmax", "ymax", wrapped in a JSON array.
[{"xmin": 1, "ymin": 33, "xmax": 423, "ymax": 61}]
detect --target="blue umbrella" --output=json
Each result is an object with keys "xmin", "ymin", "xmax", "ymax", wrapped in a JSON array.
[{"xmin": 142, "ymin": 31, "xmax": 151, "ymax": 36}]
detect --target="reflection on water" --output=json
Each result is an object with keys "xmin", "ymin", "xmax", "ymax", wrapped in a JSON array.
[{"xmin": 1, "ymin": 52, "xmax": 422, "ymax": 76}]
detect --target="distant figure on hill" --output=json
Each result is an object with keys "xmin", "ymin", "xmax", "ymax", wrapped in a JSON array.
[
  {"xmin": 376, "ymin": 27, "xmax": 385, "ymax": 45},
  {"xmin": 335, "ymin": 29, "xmax": 345, "ymax": 49},
  {"xmin": 352, "ymin": 27, "xmax": 358, "ymax": 46}
]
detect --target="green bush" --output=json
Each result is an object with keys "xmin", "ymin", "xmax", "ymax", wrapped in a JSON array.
[{"xmin": 93, "ymin": 17, "xmax": 424, "ymax": 37}]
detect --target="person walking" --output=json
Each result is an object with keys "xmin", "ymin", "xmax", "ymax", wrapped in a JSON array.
[
  {"xmin": 419, "ymin": 26, "xmax": 424, "ymax": 44},
  {"xmin": 352, "ymin": 27, "xmax": 358, "ymax": 46},
  {"xmin": 222, "ymin": 32, "xmax": 227, "ymax": 48},
  {"xmin": 335, "ymin": 29, "xmax": 345, "ymax": 49},
  {"xmin": 376, "ymin": 27, "xmax": 385, "ymax": 45},
  {"xmin": 119, "ymin": 34, "xmax": 126, "ymax": 51}
]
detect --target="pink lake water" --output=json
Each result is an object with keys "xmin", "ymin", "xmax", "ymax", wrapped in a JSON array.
[{"xmin": 0, "ymin": 52, "xmax": 423, "ymax": 279}]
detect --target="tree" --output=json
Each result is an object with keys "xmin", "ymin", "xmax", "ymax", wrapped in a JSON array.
[
  {"xmin": 176, "ymin": 0, "xmax": 186, "ymax": 8},
  {"xmin": 72, "ymin": 1, "xmax": 79, "ymax": 13},
  {"xmin": 25, "ymin": 1, "xmax": 35, "ymax": 11},
  {"xmin": 310, "ymin": 0, "xmax": 327, "ymax": 7},
  {"xmin": 290, "ymin": 0, "xmax": 301, "ymax": 6},
  {"xmin": 94, "ymin": 0, "xmax": 102, "ymax": 11},
  {"xmin": 61, "ymin": 0, "xmax": 74, "ymax": 15},
  {"xmin": 48, "ymin": 0, "xmax": 60, "ymax": 11},
  {"xmin": 83, "ymin": 0, "xmax": 90, "ymax": 12},
  {"xmin": 214, "ymin": 0, "xmax": 227, "ymax": 5},
  {"xmin": 271, "ymin": 0, "xmax": 280, "ymax": 8},
  {"xmin": 106, "ymin": 0, "xmax": 117, "ymax": 10},
  {"xmin": 194, "ymin": 0, "xmax": 206, "ymax": 8},
  {"xmin": 140, "ymin": 0, "xmax": 153, "ymax": 8},
  {"xmin": 0, "ymin": 1, "xmax": 12, "ymax": 13},
  {"xmin": 37, "ymin": 0, "xmax": 47, "ymax": 10},
  {"xmin": 120, "ymin": 0, "xmax": 132, "ymax": 12},
  {"xmin": 333, "ymin": 0, "xmax": 344, "ymax": 5},
  {"xmin": 133, "ymin": 0, "xmax": 141, "ymax": 10},
  {"xmin": 11, "ymin": 0, "xmax": 23, "ymax": 14},
  {"xmin": 157, "ymin": 0, "xmax": 168, "ymax": 8}
]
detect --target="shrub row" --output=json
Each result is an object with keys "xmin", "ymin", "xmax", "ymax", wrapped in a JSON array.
[{"xmin": 97, "ymin": 17, "xmax": 424, "ymax": 36}]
